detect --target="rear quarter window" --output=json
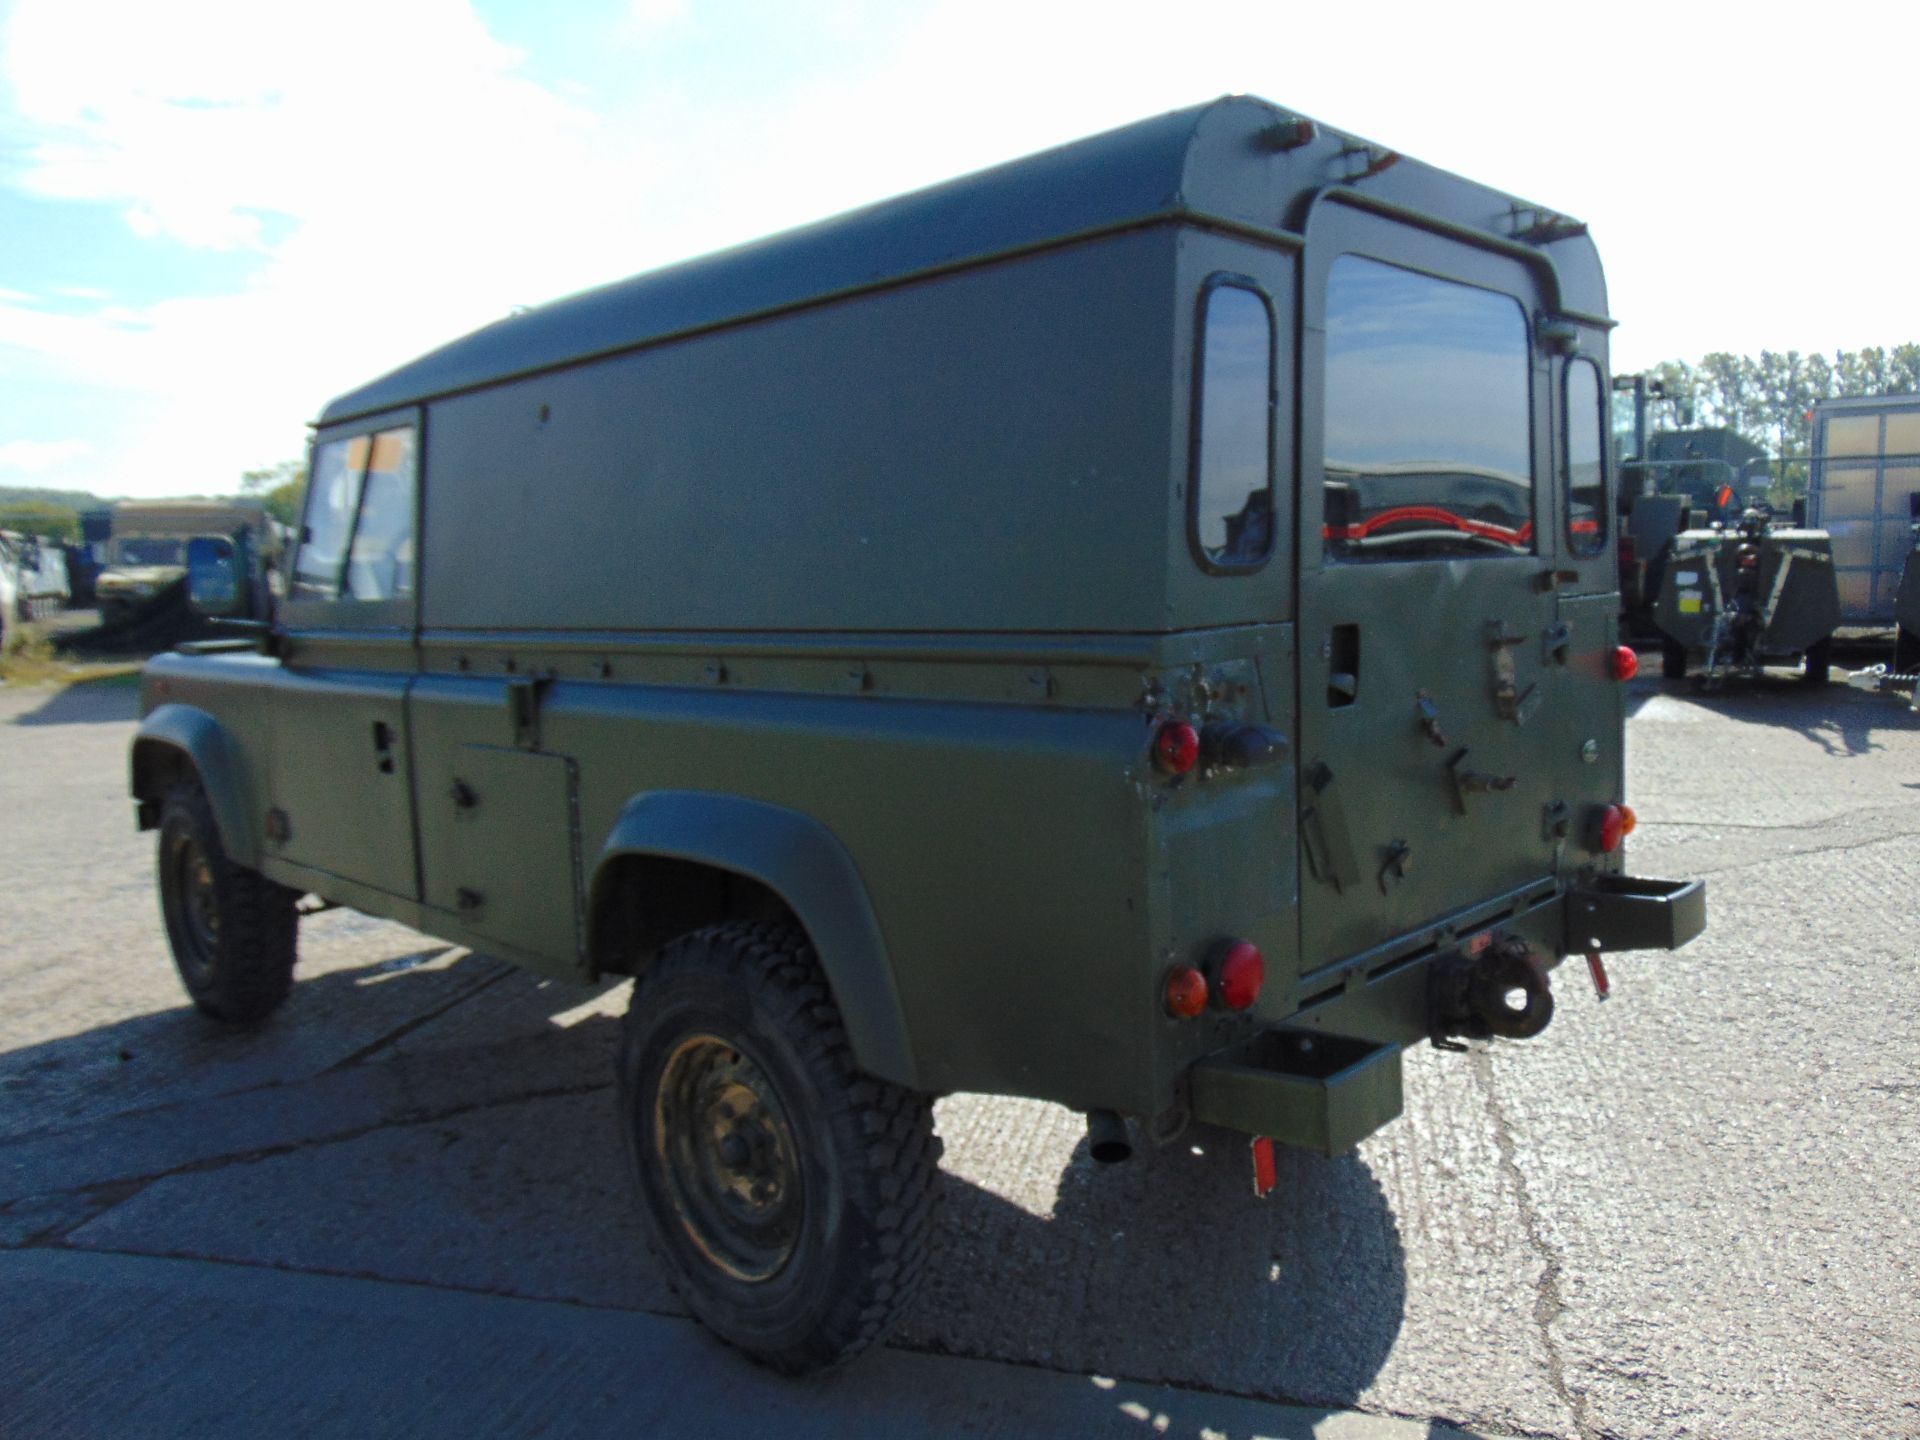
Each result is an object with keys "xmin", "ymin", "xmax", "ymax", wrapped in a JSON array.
[{"xmin": 1190, "ymin": 278, "xmax": 1275, "ymax": 571}]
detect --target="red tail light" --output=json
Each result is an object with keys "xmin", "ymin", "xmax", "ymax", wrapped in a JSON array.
[
  {"xmin": 1165, "ymin": 965, "xmax": 1208, "ymax": 1018},
  {"xmin": 1153, "ymin": 720, "xmax": 1200, "ymax": 776},
  {"xmin": 1611, "ymin": 645, "xmax": 1639, "ymax": 681},
  {"xmin": 1593, "ymin": 804, "xmax": 1627, "ymax": 854},
  {"xmin": 1216, "ymin": 940, "xmax": 1265, "ymax": 1011}
]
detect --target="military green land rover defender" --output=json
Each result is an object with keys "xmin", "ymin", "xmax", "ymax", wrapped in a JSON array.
[{"xmin": 132, "ymin": 96, "xmax": 1705, "ymax": 1373}]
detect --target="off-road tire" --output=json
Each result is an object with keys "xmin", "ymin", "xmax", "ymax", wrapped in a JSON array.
[
  {"xmin": 617, "ymin": 919, "xmax": 940, "ymax": 1374},
  {"xmin": 1803, "ymin": 637, "xmax": 1832, "ymax": 686},
  {"xmin": 157, "ymin": 781, "xmax": 300, "ymax": 1023},
  {"xmin": 1661, "ymin": 638, "xmax": 1688, "ymax": 680}
]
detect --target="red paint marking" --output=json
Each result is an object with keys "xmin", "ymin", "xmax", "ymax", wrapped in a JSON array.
[{"xmin": 1585, "ymin": 950, "xmax": 1612, "ymax": 1000}]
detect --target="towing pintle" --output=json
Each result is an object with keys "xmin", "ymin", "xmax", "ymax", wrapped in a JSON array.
[{"xmin": 1427, "ymin": 936, "xmax": 1555, "ymax": 1052}]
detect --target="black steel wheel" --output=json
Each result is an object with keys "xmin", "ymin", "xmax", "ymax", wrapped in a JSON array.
[
  {"xmin": 1803, "ymin": 637, "xmax": 1832, "ymax": 686},
  {"xmin": 1661, "ymin": 638, "xmax": 1688, "ymax": 680},
  {"xmin": 157, "ymin": 781, "xmax": 300, "ymax": 1023},
  {"xmin": 618, "ymin": 920, "xmax": 940, "ymax": 1374}
]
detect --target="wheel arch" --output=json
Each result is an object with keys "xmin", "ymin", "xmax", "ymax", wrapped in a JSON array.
[
  {"xmin": 587, "ymin": 791, "xmax": 918, "ymax": 1090},
  {"xmin": 132, "ymin": 703, "xmax": 260, "ymax": 866}
]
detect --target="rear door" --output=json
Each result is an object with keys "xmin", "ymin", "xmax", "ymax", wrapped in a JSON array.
[{"xmin": 1295, "ymin": 205, "xmax": 1567, "ymax": 968}]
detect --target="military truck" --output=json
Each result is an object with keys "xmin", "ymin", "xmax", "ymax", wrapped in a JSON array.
[
  {"xmin": 1653, "ymin": 505, "xmax": 1841, "ymax": 683},
  {"xmin": 96, "ymin": 500, "xmax": 271, "ymax": 623},
  {"xmin": 130, "ymin": 96, "xmax": 1705, "ymax": 1373},
  {"xmin": 1616, "ymin": 422, "xmax": 1765, "ymax": 635}
]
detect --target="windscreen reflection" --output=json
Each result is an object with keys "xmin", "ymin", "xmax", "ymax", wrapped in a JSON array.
[{"xmin": 1324, "ymin": 256, "xmax": 1533, "ymax": 561}]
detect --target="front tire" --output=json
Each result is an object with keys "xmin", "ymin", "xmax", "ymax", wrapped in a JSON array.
[
  {"xmin": 157, "ymin": 781, "xmax": 300, "ymax": 1023},
  {"xmin": 617, "ymin": 920, "xmax": 940, "ymax": 1374}
]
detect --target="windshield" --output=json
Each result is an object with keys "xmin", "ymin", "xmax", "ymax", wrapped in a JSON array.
[
  {"xmin": 1324, "ymin": 255, "xmax": 1534, "ymax": 560},
  {"xmin": 114, "ymin": 537, "xmax": 186, "ymax": 566}
]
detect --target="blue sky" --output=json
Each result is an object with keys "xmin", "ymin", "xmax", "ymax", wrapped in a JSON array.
[{"xmin": 2, "ymin": 0, "xmax": 1916, "ymax": 499}]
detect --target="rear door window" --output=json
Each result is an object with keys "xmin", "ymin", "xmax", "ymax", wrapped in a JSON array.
[{"xmin": 1323, "ymin": 256, "xmax": 1533, "ymax": 560}]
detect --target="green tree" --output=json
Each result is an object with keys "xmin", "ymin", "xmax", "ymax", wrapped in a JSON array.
[
  {"xmin": 0, "ymin": 499, "xmax": 80, "ymax": 541},
  {"xmin": 241, "ymin": 460, "xmax": 307, "ymax": 529}
]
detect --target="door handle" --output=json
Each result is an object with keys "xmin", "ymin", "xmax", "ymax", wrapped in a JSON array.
[{"xmin": 371, "ymin": 720, "xmax": 396, "ymax": 775}]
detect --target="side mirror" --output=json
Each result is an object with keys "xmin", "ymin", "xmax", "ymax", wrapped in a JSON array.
[{"xmin": 185, "ymin": 536, "xmax": 242, "ymax": 616}]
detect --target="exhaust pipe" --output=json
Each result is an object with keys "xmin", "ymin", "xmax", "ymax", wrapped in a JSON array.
[{"xmin": 1086, "ymin": 1109, "xmax": 1133, "ymax": 1164}]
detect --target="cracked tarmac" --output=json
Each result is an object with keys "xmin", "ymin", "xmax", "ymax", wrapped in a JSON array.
[{"xmin": 1, "ymin": 668, "xmax": 1916, "ymax": 1438}]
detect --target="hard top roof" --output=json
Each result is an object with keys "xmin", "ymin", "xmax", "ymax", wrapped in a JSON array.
[
  {"xmin": 1813, "ymin": 392, "xmax": 1920, "ymax": 413},
  {"xmin": 321, "ymin": 95, "xmax": 1606, "ymax": 425}
]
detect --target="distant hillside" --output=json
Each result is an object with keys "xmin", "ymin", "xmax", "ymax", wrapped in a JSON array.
[{"xmin": 0, "ymin": 484, "xmax": 111, "ymax": 511}]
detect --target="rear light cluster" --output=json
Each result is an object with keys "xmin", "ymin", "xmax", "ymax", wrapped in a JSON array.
[
  {"xmin": 1153, "ymin": 720, "xmax": 1200, "ymax": 776},
  {"xmin": 1164, "ymin": 940, "xmax": 1265, "ymax": 1017},
  {"xmin": 1590, "ymin": 802, "xmax": 1638, "ymax": 854}
]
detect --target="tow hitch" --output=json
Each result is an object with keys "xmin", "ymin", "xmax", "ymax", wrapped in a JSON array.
[{"xmin": 1427, "ymin": 936, "xmax": 1555, "ymax": 1051}]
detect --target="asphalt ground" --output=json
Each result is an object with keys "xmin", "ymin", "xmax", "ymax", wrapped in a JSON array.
[{"xmin": 1, "ymin": 660, "xmax": 1915, "ymax": 1438}]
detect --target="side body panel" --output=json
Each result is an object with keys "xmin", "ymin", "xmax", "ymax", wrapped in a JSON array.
[{"xmin": 420, "ymin": 230, "xmax": 1182, "ymax": 636}]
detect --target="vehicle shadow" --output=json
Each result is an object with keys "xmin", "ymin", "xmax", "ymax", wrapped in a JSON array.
[
  {"xmin": 907, "ymin": 1128, "xmax": 1406, "ymax": 1409},
  {"xmin": 9, "ymin": 673, "xmax": 143, "ymax": 726},
  {"xmin": 1646, "ymin": 673, "xmax": 1919, "ymax": 756},
  {"xmin": 0, "ymin": 941, "xmax": 1407, "ymax": 1419}
]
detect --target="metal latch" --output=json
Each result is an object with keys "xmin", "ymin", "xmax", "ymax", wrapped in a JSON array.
[{"xmin": 1446, "ymin": 749, "xmax": 1517, "ymax": 814}]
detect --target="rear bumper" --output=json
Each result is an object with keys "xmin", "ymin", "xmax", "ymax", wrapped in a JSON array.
[
  {"xmin": 1185, "ymin": 874, "xmax": 1705, "ymax": 1156},
  {"xmin": 1565, "ymin": 874, "xmax": 1707, "ymax": 954},
  {"xmin": 1189, "ymin": 1033, "xmax": 1402, "ymax": 1158}
]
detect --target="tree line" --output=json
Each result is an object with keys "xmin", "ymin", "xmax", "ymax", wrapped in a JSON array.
[{"xmin": 1625, "ymin": 344, "xmax": 1920, "ymax": 469}]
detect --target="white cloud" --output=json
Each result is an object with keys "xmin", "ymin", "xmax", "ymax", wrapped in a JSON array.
[
  {"xmin": 0, "ymin": 0, "xmax": 677, "ymax": 495},
  {"xmin": 0, "ymin": 438, "xmax": 93, "ymax": 473}
]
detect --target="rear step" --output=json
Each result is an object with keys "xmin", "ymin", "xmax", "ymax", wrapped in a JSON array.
[{"xmin": 1189, "ymin": 1031, "xmax": 1403, "ymax": 1158}]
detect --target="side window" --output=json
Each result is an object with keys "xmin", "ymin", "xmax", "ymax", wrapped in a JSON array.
[
  {"xmin": 292, "ymin": 436, "xmax": 368, "ymax": 600},
  {"xmin": 1190, "ymin": 279, "xmax": 1275, "ymax": 571},
  {"xmin": 1323, "ymin": 255, "xmax": 1533, "ymax": 561},
  {"xmin": 1564, "ymin": 357, "xmax": 1608, "ymax": 555},
  {"xmin": 346, "ymin": 428, "xmax": 417, "ymax": 600},
  {"xmin": 291, "ymin": 426, "xmax": 417, "ymax": 603}
]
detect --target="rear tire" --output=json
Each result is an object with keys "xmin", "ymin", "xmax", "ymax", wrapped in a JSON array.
[
  {"xmin": 1661, "ymin": 638, "xmax": 1688, "ymax": 680},
  {"xmin": 617, "ymin": 920, "xmax": 940, "ymax": 1374},
  {"xmin": 157, "ymin": 780, "xmax": 300, "ymax": 1023},
  {"xmin": 1803, "ymin": 637, "xmax": 1832, "ymax": 686}
]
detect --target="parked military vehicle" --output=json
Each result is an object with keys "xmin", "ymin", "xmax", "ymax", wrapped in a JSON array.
[
  {"xmin": 1807, "ymin": 393, "xmax": 1920, "ymax": 625},
  {"xmin": 96, "ymin": 500, "xmax": 271, "ymax": 623},
  {"xmin": 0, "ymin": 530, "xmax": 71, "ymax": 652},
  {"xmin": 1653, "ymin": 504, "xmax": 1841, "ymax": 683},
  {"xmin": 130, "ymin": 96, "xmax": 1705, "ymax": 1372},
  {"xmin": 1616, "ymin": 420, "xmax": 1765, "ymax": 635}
]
